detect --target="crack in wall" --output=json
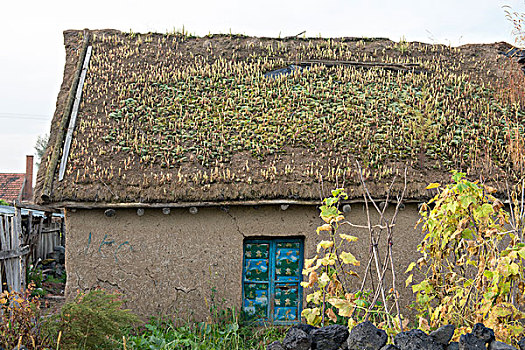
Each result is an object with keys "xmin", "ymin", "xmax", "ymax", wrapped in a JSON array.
[
  {"xmin": 174, "ymin": 286, "xmax": 197, "ymax": 293},
  {"xmin": 96, "ymin": 277, "xmax": 120, "ymax": 289},
  {"xmin": 226, "ymin": 211, "xmax": 246, "ymax": 238}
]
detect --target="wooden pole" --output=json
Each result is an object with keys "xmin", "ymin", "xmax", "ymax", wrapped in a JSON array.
[
  {"xmin": 41, "ymin": 30, "xmax": 91, "ymax": 201},
  {"xmin": 59, "ymin": 45, "xmax": 93, "ymax": 181}
]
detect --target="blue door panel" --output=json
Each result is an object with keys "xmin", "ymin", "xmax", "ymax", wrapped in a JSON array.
[{"xmin": 242, "ymin": 238, "xmax": 303, "ymax": 324}]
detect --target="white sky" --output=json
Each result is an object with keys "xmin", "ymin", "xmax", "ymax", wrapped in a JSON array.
[{"xmin": 0, "ymin": 0, "xmax": 523, "ymax": 173}]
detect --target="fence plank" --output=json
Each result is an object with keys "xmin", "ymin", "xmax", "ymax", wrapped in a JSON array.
[
  {"xmin": 0, "ymin": 246, "xmax": 29, "ymax": 260},
  {"xmin": 15, "ymin": 208, "xmax": 25, "ymax": 290}
]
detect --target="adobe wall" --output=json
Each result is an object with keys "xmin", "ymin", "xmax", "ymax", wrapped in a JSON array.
[{"xmin": 64, "ymin": 203, "xmax": 424, "ymax": 320}]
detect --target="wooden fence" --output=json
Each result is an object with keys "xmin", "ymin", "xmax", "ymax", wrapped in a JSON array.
[
  {"xmin": 0, "ymin": 208, "xmax": 27, "ymax": 292},
  {"xmin": 0, "ymin": 208, "xmax": 64, "ymax": 293}
]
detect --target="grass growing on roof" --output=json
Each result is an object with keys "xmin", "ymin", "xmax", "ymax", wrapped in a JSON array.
[{"xmin": 50, "ymin": 31, "xmax": 525, "ymax": 202}]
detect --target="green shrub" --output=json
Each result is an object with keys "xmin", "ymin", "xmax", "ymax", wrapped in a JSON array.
[
  {"xmin": 44, "ymin": 289, "xmax": 139, "ymax": 349},
  {"xmin": 408, "ymin": 172, "xmax": 525, "ymax": 343}
]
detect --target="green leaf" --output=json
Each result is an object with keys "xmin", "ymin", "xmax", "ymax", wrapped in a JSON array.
[
  {"xmin": 320, "ymin": 206, "xmax": 340, "ymax": 223},
  {"xmin": 325, "ymin": 197, "xmax": 338, "ymax": 207},
  {"xmin": 509, "ymin": 262, "xmax": 520, "ymax": 275},
  {"xmin": 451, "ymin": 171, "xmax": 465, "ymax": 183},
  {"xmin": 460, "ymin": 195, "xmax": 475, "ymax": 209},
  {"xmin": 478, "ymin": 203, "xmax": 494, "ymax": 217}
]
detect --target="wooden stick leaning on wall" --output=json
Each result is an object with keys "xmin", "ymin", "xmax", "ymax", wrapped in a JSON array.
[{"xmin": 344, "ymin": 161, "xmax": 407, "ymax": 331}]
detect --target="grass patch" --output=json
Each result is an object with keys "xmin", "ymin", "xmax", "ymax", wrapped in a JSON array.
[{"xmin": 123, "ymin": 313, "xmax": 287, "ymax": 350}]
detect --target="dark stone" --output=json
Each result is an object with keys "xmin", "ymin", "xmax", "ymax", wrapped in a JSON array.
[
  {"xmin": 381, "ymin": 345, "xmax": 401, "ymax": 350},
  {"xmin": 431, "ymin": 325, "xmax": 456, "ymax": 345},
  {"xmin": 266, "ymin": 341, "xmax": 285, "ymax": 350},
  {"xmin": 447, "ymin": 343, "xmax": 459, "ymax": 350},
  {"xmin": 311, "ymin": 324, "xmax": 349, "ymax": 350},
  {"xmin": 472, "ymin": 323, "xmax": 495, "ymax": 344},
  {"xmin": 488, "ymin": 341, "xmax": 517, "ymax": 350},
  {"xmin": 459, "ymin": 333, "xmax": 486, "ymax": 350},
  {"xmin": 53, "ymin": 245, "xmax": 65, "ymax": 254},
  {"xmin": 291, "ymin": 323, "xmax": 318, "ymax": 335},
  {"xmin": 282, "ymin": 327, "xmax": 310, "ymax": 350},
  {"xmin": 518, "ymin": 338, "xmax": 525, "ymax": 350},
  {"xmin": 394, "ymin": 329, "xmax": 443, "ymax": 350},
  {"xmin": 347, "ymin": 321, "xmax": 388, "ymax": 350}
]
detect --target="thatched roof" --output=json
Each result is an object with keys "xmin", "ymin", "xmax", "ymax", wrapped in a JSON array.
[{"xmin": 34, "ymin": 29, "xmax": 525, "ymax": 206}]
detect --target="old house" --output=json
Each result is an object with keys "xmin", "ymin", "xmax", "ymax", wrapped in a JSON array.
[
  {"xmin": 0, "ymin": 155, "xmax": 34, "ymax": 203},
  {"xmin": 34, "ymin": 29, "xmax": 524, "ymax": 323}
]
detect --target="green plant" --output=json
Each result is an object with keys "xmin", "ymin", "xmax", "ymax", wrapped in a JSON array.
[
  {"xmin": 407, "ymin": 172, "xmax": 525, "ymax": 343},
  {"xmin": 44, "ymin": 289, "xmax": 139, "ymax": 349},
  {"xmin": 45, "ymin": 273, "xmax": 67, "ymax": 285},
  {"xmin": 0, "ymin": 199, "xmax": 10, "ymax": 206},
  {"xmin": 123, "ymin": 313, "xmax": 284, "ymax": 349},
  {"xmin": 301, "ymin": 166, "xmax": 408, "ymax": 338},
  {"xmin": 0, "ymin": 284, "xmax": 51, "ymax": 349},
  {"xmin": 394, "ymin": 36, "xmax": 409, "ymax": 54}
]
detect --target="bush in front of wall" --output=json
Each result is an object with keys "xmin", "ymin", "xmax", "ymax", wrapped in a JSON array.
[
  {"xmin": 0, "ymin": 284, "xmax": 51, "ymax": 350},
  {"xmin": 44, "ymin": 289, "xmax": 139, "ymax": 349},
  {"xmin": 407, "ymin": 171, "xmax": 525, "ymax": 344}
]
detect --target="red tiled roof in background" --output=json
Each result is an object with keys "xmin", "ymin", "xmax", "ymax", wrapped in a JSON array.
[{"xmin": 0, "ymin": 174, "xmax": 25, "ymax": 202}]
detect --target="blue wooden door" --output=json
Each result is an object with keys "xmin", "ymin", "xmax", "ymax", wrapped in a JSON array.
[{"xmin": 242, "ymin": 238, "xmax": 303, "ymax": 324}]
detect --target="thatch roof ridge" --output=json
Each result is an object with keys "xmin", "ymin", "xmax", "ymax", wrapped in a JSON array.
[{"xmin": 34, "ymin": 29, "xmax": 524, "ymax": 205}]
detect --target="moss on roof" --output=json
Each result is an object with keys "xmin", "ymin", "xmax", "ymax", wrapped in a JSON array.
[{"xmin": 35, "ymin": 29, "xmax": 525, "ymax": 204}]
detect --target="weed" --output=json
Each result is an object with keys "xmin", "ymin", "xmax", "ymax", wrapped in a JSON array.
[
  {"xmin": 43, "ymin": 289, "xmax": 139, "ymax": 349},
  {"xmin": 0, "ymin": 284, "xmax": 51, "ymax": 349}
]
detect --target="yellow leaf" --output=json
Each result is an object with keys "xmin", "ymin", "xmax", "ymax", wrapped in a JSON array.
[
  {"xmin": 319, "ymin": 272, "xmax": 330, "ymax": 287},
  {"xmin": 317, "ymin": 240, "xmax": 334, "ymax": 252},
  {"xmin": 301, "ymin": 308, "xmax": 321, "ymax": 326},
  {"xmin": 347, "ymin": 270, "xmax": 360, "ymax": 278},
  {"xmin": 326, "ymin": 308, "xmax": 338, "ymax": 322},
  {"xmin": 332, "ymin": 215, "xmax": 345, "ymax": 223},
  {"xmin": 339, "ymin": 234, "xmax": 358, "ymax": 242},
  {"xmin": 316, "ymin": 224, "xmax": 332, "ymax": 234},
  {"xmin": 327, "ymin": 297, "xmax": 354, "ymax": 317},
  {"xmin": 406, "ymin": 274, "xmax": 413, "ymax": 287},
  {"xmin": 425, "ymin": 183, "xmax": 441, "ymax": 190},
  {"xmin": 340, "ymin": 251, "xmax": 360, "ymax": 266},
  {"xmin": 304, "ymin": 255, "xmax": 318, "ymax": 269},
  {"xmin": 405, "ymin": 262, "xmax": 416, "ymax": 273},
  {"xmin": 308, "ymin": 271, "xmax": 318, "ymax": 287},
  {"xmin": 418, "ymin": 317, "xmax": 430, "ymax": 332}
]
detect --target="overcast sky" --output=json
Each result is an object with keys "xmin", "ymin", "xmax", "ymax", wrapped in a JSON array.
[{"xmin": 0, "ymin": 0, "xmax": 523, "ymax": 173}]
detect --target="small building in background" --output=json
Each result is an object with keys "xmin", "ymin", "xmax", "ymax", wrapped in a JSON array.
[{"xmin": 0, "ymin": 155, "xmax": 34, "ymax": 203}]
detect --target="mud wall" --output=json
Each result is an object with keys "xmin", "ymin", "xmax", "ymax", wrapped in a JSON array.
[{"xmin": 64, "ymin": 203, "xmax": 423, "ymax": 320}]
